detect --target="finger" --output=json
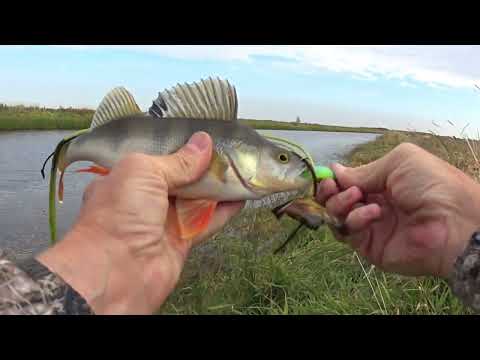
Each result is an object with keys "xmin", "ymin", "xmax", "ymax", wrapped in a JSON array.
[
  {"xmin": 365, "ymin": 193, "xmax": 388, "ymax": 206},
  {"xmin": 316, "ymin": 178, "xmax": 339, "ymax": 205},
  {"xmin": 325, "ymin": 186, "xmax": 364, "ymax": 219},
  {"xmin": 192, "ymin": 201, "xmax": 246, "ymax": 245},
  {"xmin": 331, "ymin": 143, "xmax": 421, "ymax": 193},
  {"xmin": 153, "ymin": 132, "xmax": 213, "ymax": 190},
  {"xmin": 344, "ymin": 203, "xmax": 382, "ymax": 233},
  {"xmin": 332, "ymin": 162, "xmax": 387, "ymax": 193},
  {"xmin": 344, "ymin": 204, "xmax": 385, "ymax": 264}
]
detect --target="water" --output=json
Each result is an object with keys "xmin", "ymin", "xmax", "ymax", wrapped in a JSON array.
[{"xmin": 0, "ymin": 130, "xmax": 379, "ymax": 260}]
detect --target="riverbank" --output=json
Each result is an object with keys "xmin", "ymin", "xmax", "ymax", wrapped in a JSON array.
[
  {"xmin": 160, "ymin": 131, "xmax": 476, "ymax": 315},
  {"xmin": 0, "ymin": 105, "xmax": 387, "ymax": 133},
  {"xmin": 0, "ymin": 107, "xmax": 92, "ymax": 130},
  {"xmin": 242, "ymin": 119, "xmax": 387, "ymax": 133}
]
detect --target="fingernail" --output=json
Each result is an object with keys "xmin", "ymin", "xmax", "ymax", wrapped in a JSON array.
[
  {"xmin": 338, "ymin": 188, "xmax": 352, "ymax": 202},
  {"xmin": 332, "ymin": 163, "xmax": 346, "ymax": 173},
  {"xmin": 187, "ymin": 132, "xmax": 210, "ymax": 152},
  {"xmin": 360, "ymin": 206, "xmax": 372, "ymax": 218}
]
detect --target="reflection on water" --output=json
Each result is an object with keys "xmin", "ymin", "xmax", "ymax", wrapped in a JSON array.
[{"xmin": 0, "ymin": 130, "xmax": 379, "ymax": 260}]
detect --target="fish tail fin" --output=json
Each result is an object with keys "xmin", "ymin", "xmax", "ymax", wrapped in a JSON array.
[{"xmin": 46, "ymin": 128, "xmax": 90, "ymax": 244}]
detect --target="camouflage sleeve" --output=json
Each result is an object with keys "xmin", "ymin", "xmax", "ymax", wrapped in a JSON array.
[
  {"xmin": 449, "ymin": 231, "xmax": 480, "ymax": 313},
  {"xmin": 0, "ymin": 249, "xmax": 94, "ymax": 315}
]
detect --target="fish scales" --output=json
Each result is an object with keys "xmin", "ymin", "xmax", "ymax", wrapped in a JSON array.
[{"xmin": 67, "ymin": 115, "xmax": 266, "ymax": 168}]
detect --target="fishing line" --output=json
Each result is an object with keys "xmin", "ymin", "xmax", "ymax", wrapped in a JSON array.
[
  {"xmin": 303, "ymin": 157, "xmax": 318, "ymax": 197},
  {"xmin": 40, "ymin": 150, "xmax": 55, "ymax": 179},
  {"xmin": 272, "ymin": 157, "xmax": 318, "ymax": 255},
  {"xmin": 274, "ymin": 223, "xmax": 304, "ymax": 254}
]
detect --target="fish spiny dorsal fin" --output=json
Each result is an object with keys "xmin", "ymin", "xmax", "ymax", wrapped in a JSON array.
[
  {"xmin": 90, "ymin": 87, "xmax": 142, "ymax": 129},
  {"xmin": 149, "ymin": 77, "xmax": 238, "ymax": 121}
]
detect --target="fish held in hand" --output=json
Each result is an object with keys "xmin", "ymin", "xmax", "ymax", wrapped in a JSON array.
[{"xmin": 45, "ymin": 78, "xmax": 311, "ymax": 243}]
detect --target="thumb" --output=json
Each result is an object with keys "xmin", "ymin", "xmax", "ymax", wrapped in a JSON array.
[
  {"xmin": 331, "ymin": 152, "xmax": 400, "ymax": 193},
  {"xmin": 154, "ymin": 131, "xmax": 213, "ymax": 190}
]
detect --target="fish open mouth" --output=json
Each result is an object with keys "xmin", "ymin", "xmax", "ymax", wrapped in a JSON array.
[{"xmin": 272, "ymin": 158, "xmax": 318, "ymax": 217}]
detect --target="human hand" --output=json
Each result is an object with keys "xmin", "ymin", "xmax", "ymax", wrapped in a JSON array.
[
  {"xmin": 37, "ymin": 132, "xmax": 244, "ymax": 314},
  {"xmin": 316, "ymin": 143, "xmax": 480, "ymax": 278}
]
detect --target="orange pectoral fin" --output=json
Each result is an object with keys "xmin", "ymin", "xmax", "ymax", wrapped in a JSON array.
[
  {"xmin": 76, "ymin": 165, "xmax": 110, "ymax": 176},
  {"xmin": 175, "ymin": 198, "xmax": 217, "ymax": 240}
]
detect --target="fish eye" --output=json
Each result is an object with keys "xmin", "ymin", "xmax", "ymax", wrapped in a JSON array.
[{"xmin": 278, "ymin": 153, "xmax": 290, "ymax": 164}]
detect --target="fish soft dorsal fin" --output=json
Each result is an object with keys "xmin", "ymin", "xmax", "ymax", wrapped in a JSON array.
[
  {"xmin": 149, "ymin": 77, "xmax": 238, "ymax": 121},
  {"xmin": 90, "ymin": 87, "xmax": 142, "ymax": 129}
]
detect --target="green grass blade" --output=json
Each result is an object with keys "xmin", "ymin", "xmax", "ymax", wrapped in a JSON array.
[
  {"xmin": 47, "ymin": 128, "xmax": 90, "ymax": 244},
  {"xmin": 49, "ymin": 148, "xmax": 58, "ymax": 243}
]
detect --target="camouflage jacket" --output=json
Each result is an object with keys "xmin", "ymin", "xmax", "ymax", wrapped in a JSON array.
[{"xmin": 0, "ymin": 249, "xmax": 94, "ymax": 315}]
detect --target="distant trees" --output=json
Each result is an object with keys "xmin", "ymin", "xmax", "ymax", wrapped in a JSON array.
[
  {"xmin": 0, "ymin": 104, "xmax": 42, "ymax": 112},
  {"xmin": 296, "ymin": 116, "xmax": 301, "ymax": 124},
  {"xmin": 0, "ymin": 103, "xmax": 94, "ymax": 115}
]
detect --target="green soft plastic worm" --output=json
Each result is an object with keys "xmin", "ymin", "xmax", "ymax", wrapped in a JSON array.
[
  {"xmin": 302, "ymin": 165, "xmax": 336, "ymax": 181},
  {"xmin": 313, "ymin": 165, "xmax": 336, "ymax": 180}
]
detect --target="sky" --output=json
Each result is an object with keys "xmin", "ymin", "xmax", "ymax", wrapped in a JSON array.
[{"xmin": 1, "ymin": 45, "xmax": 480, "ymax": 137}]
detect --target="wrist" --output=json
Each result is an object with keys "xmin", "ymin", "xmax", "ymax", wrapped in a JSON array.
[
  {"xmin": 449, "ymin": 231, "xmax": 480, "ymax": 312},
  {"xmin": 441, "ymin": 180, "xmax": 480, "ymax": 278},
  {"xmin": 442, "ymin": 219, "xmax": 476, "ymax": 278},
  {"xmin": 36, "ymin": 223, "xmax": 152, "ymax": 314}
]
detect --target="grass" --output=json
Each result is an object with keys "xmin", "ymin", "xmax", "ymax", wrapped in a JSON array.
[
  {"xmin": 159, "ymin": 129, "xmax": 479, "ymax": 315},
  {"xmin": 0, "ymin": 104, "xmax": 387, "ymax": 133},
  {"xmin": 161, "ymin": 209, "xmax": 469, "ymax": 315}
]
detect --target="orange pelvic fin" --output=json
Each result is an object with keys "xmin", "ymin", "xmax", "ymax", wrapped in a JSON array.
[
  {"xmin": 76, "ymin": 165, "xmax": 110, "ymax": 176},
  {"xmin": 175, "ymin": 198, "xmax": 217, "ymax": 240}
]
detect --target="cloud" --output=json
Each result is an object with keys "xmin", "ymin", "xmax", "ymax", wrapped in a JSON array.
[{"xmin": 54, "ymin": 45, "xmax": 480, "ymax": 89}]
